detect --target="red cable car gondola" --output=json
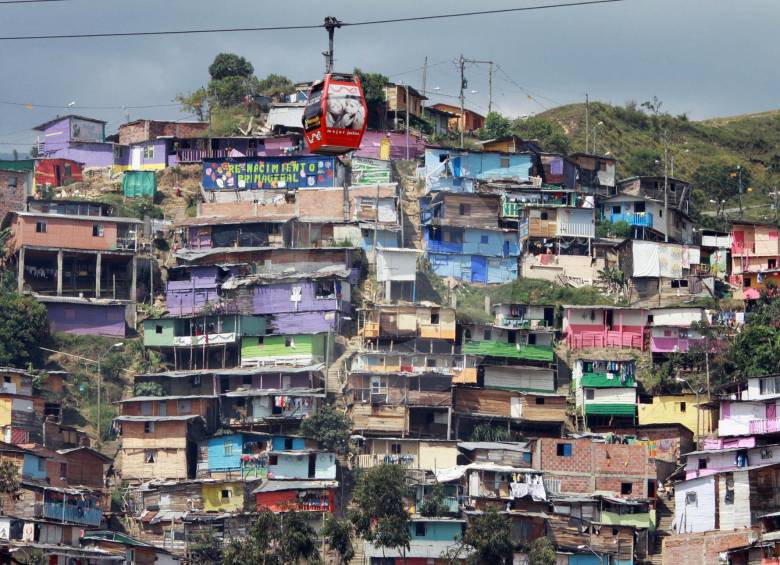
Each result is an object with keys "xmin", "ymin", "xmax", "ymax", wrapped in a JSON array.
[{"xmin": 302, "ymin": 72, "xmax": 367, "ymax": 155}]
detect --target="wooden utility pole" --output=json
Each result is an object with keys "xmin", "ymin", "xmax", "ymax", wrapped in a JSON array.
[
  {"xmin": 459, "ymin": 54, "xmax": 465, "ymax": 148},
  {"xmin": 585, "ymin": 92, "xmax": 590, "ymax": 153},
  {"xmin": 421, "ymin": 56, "xmax": 428, "ymax": 103}
]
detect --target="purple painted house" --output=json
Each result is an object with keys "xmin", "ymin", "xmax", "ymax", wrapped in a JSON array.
[
  {"xmin": 353, "ymin": 130, "xmax": 425, "ymax": 161},
  {"xmin": 222, "ymin": 269, "xmax": 352, "ymax": 335},
  {"xmin": 165, "ymin": 264, "xmax": 245, "ymax": 317},
  {"xmin": 33, "ymin": 115, "xmax": 118, "ymax": 168},
  {"xmin": 42, "ymin": 298, "xmax": 128, "ymax": 337}
]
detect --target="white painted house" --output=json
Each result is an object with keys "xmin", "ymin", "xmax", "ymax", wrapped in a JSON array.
[{"xmin": 376, "ymin": 247, "xmax": 421, "ymax": 302}]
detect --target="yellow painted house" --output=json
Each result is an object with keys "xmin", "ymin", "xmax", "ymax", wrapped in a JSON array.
[
  {"xmin": 638, "ymin": 394, "xmax": 716, "ymax": 436},
  {"xmin": 202, "ymin": 481, "xmax": 244, "ymax": 513}
]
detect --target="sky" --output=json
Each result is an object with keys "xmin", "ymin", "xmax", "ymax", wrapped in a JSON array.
[{"xmin": 0, "ymin": 0, "xmax": 779, "ymax": 154}]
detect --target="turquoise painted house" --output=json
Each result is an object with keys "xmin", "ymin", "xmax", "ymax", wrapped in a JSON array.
[
  {"xmin": 409, "ymin": 518, "xmax": 464, "ymax": 541},
  {"xmin": 22, "ymin": 452, "xmax": 47, "ymax": 480}
]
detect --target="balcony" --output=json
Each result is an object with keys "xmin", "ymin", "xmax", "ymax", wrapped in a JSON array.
[
  {"xmin": 41, "ymin": 501, "xmax": 102, "ymax": 526},
  {"xmin": 651, "ymin": 336, "xmax": 704, "ymax": 354},
  {"xmin": 749, "ymin": 418, "xmax": 780, "ymax": 435},
  {"xmin": 172, "ymin": 332, "xmax": 237, "ymax": 347},
  {"xmin": 606, "ymin": 212, "xmax": 653, "ymax": 228},
  {"xmin": 357, "ymin": 453, "xmax": 418, "ymax": 469}
]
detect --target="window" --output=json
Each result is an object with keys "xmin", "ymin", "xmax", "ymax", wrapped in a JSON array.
[
  {"xmin": 744, "ymin": 277, "xmax": 752, "ymax": 288},
  {"xmin": 391, "ymin": 443, "xmax": 402, "ymax": 454},
  {"xmin": 556, "ymin": 443, "xmax": 572, "ymax": 457},
  {"xmin": 540, "ymin": 211, "xmax": 549, "ymax": 221},
  {"xmin": 315, "ymin": 281, "xmax": 335, "ymax": 299},
  {"xmin": 92, "ymin": 224, "xmax": 104, "ymax": 237},
  {"xmin": 770, "ymin": 259, "xmax": 778, "ymax": 270},
  {"xmin": 634, "ymin": 201, "xmax": 646, "ymax": 213},
  {"xmin": 480, "ymin": 234, "xmax": 489, "ymax": 244},
  {"xmin": 585, "ymin": 389, "xmax": 595, "ymax": 400},
  {"xmin": 36, "ymin": 221, "xmax": 47, "ymax": 233},
  {"xmin": 430, "ymin": 309, "xmax": 440, "ymax": 325},
  {"xmin": 679, "ymin": 402, "xmax": 687, "ymax": 412},
  {"xmin": 7, "ymin": 176, "xmax": 17, "ymax": 188},
  {"xmin": 659, "ymin": 209, "xmax": 663, "ymax": 218},
  {"xmin": 224, "ymin": 442, "xmax": 234, "ymax": 456},
  {"xmin": 500, "ymin": 157, "xmax": 510, "ymax": 168},
  {"xmin": 685, "ymin": 491, "xmax": 697, "ymax": 505},
  {"xmin": 426, "ymin": 358, "xmax": 437, "ymax": 368},
  {"xmin": 59, "ymin": 463, "xmax": 67, "ymax": 478},
  {"xmin": 284, "ymin": 438, "xmax": 294, "ymax": 450},
  {"xmin": 243, "ymin": 375, "xmax": 252, "ymax": 386},
  {"xmin": 459, "ymin": 203, "xmax": 471, "ymax": 216},
  {"xmin": 269, "ymin": 455, "xmax": 278, "ymax": 465},
  {"xmin": 483, "ymin": 329, "xmax": 492, "ymax": 341},
  {"xmin": 724, "ymin": 475, "xmax": 735, "ymax": 504},
  {"xmin": 145, "ymin": 450, "xmax": 157, "ymax": 464},
  {"xmin": 415, "ymin": 522, "xmax": 426, "ymax": 537},
  {"xmin": 257, "ymin": 336, "xmax": 265, "ymax": 346},
  {"xmin": 37, "ymin": 458, "xmax": 45, "ymax": 472},
  {"xmin": 285, "ymin": 337, "xmax": 295, "ymax": 348},
  {"xmin": 155, "ymin": 325, "xmax": 163, "ymax": 334},
  {"xmin": 612, "ymin": 205, "xmax": 621, "ymax": 214},
  {"xmin": 620, "ymin": 482, "xmax": 633, "ymax": 495},
  {"xmin": 698, "ymin": 458, "xmax": 707, "ymax": 469},
  {"xmin": 143, "ymin": 145, "xmax": 154, "ymax": 159},
  {"xmin": 535, "ymin": 397, "xmax": 545, "ymax": 405},
  {"xmin": 221, "ymin": 489, "xmax": 231, "ymax": 499},
  {"xmin": 141, "ymin": 402, "xmax": 153, "ymax": 416},
  {"xmin": 144, "ymin": 422, "xmax": 155, "ymax": 434},
  {"xmin": 178, "ymin": 399, "xmax": 192, "ymax": 413},
  {"xmin": 64, "ymin": 164, "xmax": 72, "ymax": 176}
]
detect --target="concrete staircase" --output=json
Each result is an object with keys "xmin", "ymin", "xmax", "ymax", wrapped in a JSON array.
[
  {"xmin": 326, "ymin": 335, "xmax": 360, "ymax": 400},
  {"xmin": 395, "ymin": 166, "xmax": 425, "ymax": 250},
  {"xmin": 648, "ymin": 495, "xmax": 676, "ymax": 564}
]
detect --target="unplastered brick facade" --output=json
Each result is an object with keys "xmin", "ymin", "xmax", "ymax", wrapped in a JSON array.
[
  {"xmin": 533, "ymin": 437, "xmax": 656, "ymax": 498},
  {"xmin": 118, "ymin": 120, "xmax": 209, "ymax": 145},
  {"xmin": 0, "ymin": 170, "xmax": 30, "ymax": 221},
  {"xmin": 662, "ymin": 528, "xmax": 757, "ymax": 565}
]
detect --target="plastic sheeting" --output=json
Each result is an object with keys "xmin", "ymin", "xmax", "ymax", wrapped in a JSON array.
[
  {"xmin": 122, "ymin": 170, "xmax": 156, "ymax": 197},
  {"xmin": 632, "ymin": 240, "xmax": 701, "ymax": 278}
]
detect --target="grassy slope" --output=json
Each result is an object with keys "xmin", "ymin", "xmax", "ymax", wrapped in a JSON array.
[{"xmin": 538, "ymin": 102, "xmax": 780, "ymax": 221}]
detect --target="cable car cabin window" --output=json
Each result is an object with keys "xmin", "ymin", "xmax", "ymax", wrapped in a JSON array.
[{"xmin": 303, "ymin": 85, "xmax": 324, "ymax": 131}]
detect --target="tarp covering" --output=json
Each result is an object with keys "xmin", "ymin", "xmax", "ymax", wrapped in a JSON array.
[
  {"xmin": 632, "ymin": 240, "xmax": 701, "ymax": 278},
  {"xmin": 122, "ymin": 170, "xmax": 157, "ymax": 197}
]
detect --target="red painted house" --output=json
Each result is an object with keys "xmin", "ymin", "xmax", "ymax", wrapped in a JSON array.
[
  {"xmin": 563, "ymin": 305, "xmax": 648, "ymax": 350},
  {"xmin": 35, "ymin": 158, "xmax": 84, "ymax": 188},
  {"xmin": 253, "ymin": 479, "xmax": 337, "ymax": 513}
]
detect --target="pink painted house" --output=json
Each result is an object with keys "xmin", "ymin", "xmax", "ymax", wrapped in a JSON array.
[{"xmin": 562, "ymin": 305, "xmax": 648, "ymax": 350}]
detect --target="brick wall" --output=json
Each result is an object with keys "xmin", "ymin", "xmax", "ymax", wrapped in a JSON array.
[
  {"xmin": 119, "ymin": 120, "xmax": 209, "ymax": 145},
  {"xmin": 535, "ymin": 437, "xmax": 656, "ymax": 497},
  {"xmin": 662, "ymin": 527, "xmax": 757, "ymax": 565},
  {"xmin": 0, "ymin": 170, "xmax": 30, "ymax": 222}
]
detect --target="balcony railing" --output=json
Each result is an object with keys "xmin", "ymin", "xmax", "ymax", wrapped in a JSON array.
[
  {"xmin": 750, "ymin": 418, "xmax": 780, "ymax": 435},
  {"xmin": 357, "ymin": 453, "xmax": 417, "ymax": 468},
  {"xmin": 41, "ymin": 501, "xmax": 102, "ymax": 526},
  {"xmin": 173, "ymin": 332, "xmax": 237, "ymax": 347},
  {"xmin": 606, "ymin": 212, "xmax": 653, "ymax": 228}
]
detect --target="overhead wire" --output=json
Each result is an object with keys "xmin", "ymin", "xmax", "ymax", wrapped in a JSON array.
[{"xmin": 0, "ymin": 0, "xmax": 632, "ymax": 40}]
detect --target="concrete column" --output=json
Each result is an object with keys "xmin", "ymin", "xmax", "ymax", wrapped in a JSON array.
[
  {"xmin": 17, "ymin": 247, "xmax": 25, "ymax": 294},
  {"xmin": 95, "ymin": 252, "xmax": 102, "ymax": 298},
  {"xmin": 56, "ymin": 250, "xmax": 63, "ymax": 296}
]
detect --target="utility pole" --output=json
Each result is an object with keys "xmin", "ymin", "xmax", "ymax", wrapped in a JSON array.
[
  {"xmin": 488, "ymin": 62, "xmax": 493, "ymax": 114},
  {"xmin": 585, "ymin": 93, "xmax": 590, "ymax": 153},
  {"xmin": 459, "ymin": 54, "xmax": 465, "ymax": 149},
  {"xmin": 405, "ymin": 84, "xmax": 410, "ymax": 160},
  {"xmin": 664, "ymin": 133, "xmax": 669, "ymax": 243},
  {"xmin": 421, "ymin": 56, "xmax": 428, "ymax": 105},
  {"xmin": 737, "ymin": 165, "xmax": 744, "ymax": 218}
]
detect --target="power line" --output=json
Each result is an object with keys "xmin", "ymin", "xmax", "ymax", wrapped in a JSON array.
[
  {"xmin": 0, "ymin": 0, "xmax": 632, "ymax": 40},
  {"xmin": 0, "ymin": 100, "xmax": 180, "ymax": 110},
  {"xmin": 0, "ymin": 0, "xmax": 68, "ymax": 4}
]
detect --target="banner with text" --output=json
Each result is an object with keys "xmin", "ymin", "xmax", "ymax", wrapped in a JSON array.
[{"xmin": 202, "ymin": 156, "xmax": 337, "ymax": 190}]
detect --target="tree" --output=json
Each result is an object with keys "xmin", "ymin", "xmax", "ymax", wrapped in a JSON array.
[
  {"xmin": 300, "ymin": 406, "xmax": 353, "ymax": 455},
  {"xmin": 257, "ymin": 73, "xmax": 294, "ymax": 95},
  {"xmin": 176, "ymin": 87, "xmax": 208, "ymax": 120},
  {"xmin": 462, "ymin": 508, "xmax": 514, "ymax": 565},
  {"xmin": 208, "ymin": 75, "xmax": 257, "ymax": 108},
  {"xmin": 528, "ymin": 537, "xmax": 556, "ymax": 565},
  {"xmin": 222, "ymin": 510, "xmax": 319, "ymax": 565},
  {"xmin": 641, "ymin": 95, "xmax": 664, "ymax": 116},
  {"xmin": 322, "ymin": 516, "xmax": 355, "ymax": 565},
  {"xmin": 350, "ymin": 465, "xmax": 411, "ymax": 559},
  {"xmin": 623, "ymin": 147, "xmax": 662, "ymax": 177},
  {"xmin": 209, "ymin": 53, "xmax": 254, "ymax": 81},
  {"xmin": 511, "ymin": 116, "xmax": 569, "ymax": 154},
  {"xmin": 418, "ymin": 482, "xmax": 450, "ymax": 517},
  {"xmin": 278, "ymin": 511, "xmax": 320, "ymax": 564},
  {"xmin": 353, "ymin": 68, "xmax": 390, "ymax": 106},
  {"xmin": 692, "ymin": 162, "xmax": 752, "ymax": 216},
  {"xmin": 478, "ymin": 112, "xmax": 512, "ymax": 140},
  {"xmin": 0, "ymin": 460, "xmax": 20, "ymax": 514},
  {"xmin": 731, "ymin": 324, "xmax": 780, "ymax": 378},
  {"xmin": 597, "ymin": 267, "xmax": 628, "ymax": 299},
  {"xmin": 0, "ymin": 293, "xmax": 49, "ymax": 368},
  {"xmin": 189, "ymin": 529, "xmax": 223, "ymax": 565}
]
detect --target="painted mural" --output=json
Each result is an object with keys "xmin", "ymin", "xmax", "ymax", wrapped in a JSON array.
[{"xmin": 202, "ymin": 156, "xmax": 337, "ymax": 190}]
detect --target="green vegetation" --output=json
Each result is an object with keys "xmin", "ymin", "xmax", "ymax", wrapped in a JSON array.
[
  {"xmin": 299, "ymin": 406, "xmax": 353, "ymax": 455},
  {"xmin": 349, "ymin": 465, "xmax": 411, "ymax": 559},
  {"xmin": 0, "ymin": 460, "xmax": 20, "ymax": 514},
  {"xmin": 469, "ymin": 423, "xmax": 512, "ymax": 442},
  {"xmin": 418, "ymin": 482, "xmax": 450, "ymax": 517},
  {"xmin": 134, "ymin": 381, "xmax": 165, "ymax": 397},
  {"xmin": 223, "ymin": 509, "xmax": 319, "ymax": 564},
  {"xmin": 462, "ymin": 507, "xmax": 514, "ymax": 564},
  {"xmin": 0, "ymin": 293, "xmax": 49, "ymax": 368},
  {"xmin": 189, "ymin": 529, "xmax": 224, "ymax": 565},
  {"xmin": 322, "ymin": 516, "xmax": 355, "ymax": 565},
  {"xmin": 528, "ymin": 537, "xmax": 557, "ymax": 565}
]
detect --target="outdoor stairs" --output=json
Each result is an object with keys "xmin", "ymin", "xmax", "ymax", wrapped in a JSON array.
[
  {"xmin": 327, "ymin": 335, "xmax": 360, "ymax": 403},
  {"xmin": 398, "ymin": 171, "xmax": 424, "ymax": 249},
  {"xmin": 649, "ymin": 494, "xmax": 676, "ymax": 564}
]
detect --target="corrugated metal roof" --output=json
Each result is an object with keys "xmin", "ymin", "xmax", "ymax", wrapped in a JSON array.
[
  {"xmin": 252, "ymin": 479, "xmax": 338, "ymax": 493},
  {"xmin": 115, "ymin": 415, "xmax": 203, "ymax": 422},
  {"xmin": 457, "ymin": 441, "xmax": 530, "ymax": 453}
]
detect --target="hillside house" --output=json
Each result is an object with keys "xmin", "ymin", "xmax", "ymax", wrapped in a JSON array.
[
  {"xmin": 461, "ymin": 323, "xmax": 555, "ymax": 364},
  {"xmin": 638, "ymin": 394, "xmax": 717, "ymax": 438},
  {"xmin": 457, "ymin": 441, "xmax": 532, "ymax": 467},
  {"xmin": 115, "ymin": 415, "xmax": 206, "ymax": 482},
  {"xmin": 363, "ymin": 518, "xmax": 470, "ymax": 564},
  {"xmin": 0, "ymin": 168, "xmax": 34, "ymax": 222},
  {"xmin": 730, "ymin": 221, "xmax": 780, "ymax": 299},
  {"xmin": 253, "ymin": 479, "xmax": 337, "ymax": 513},
  {"xmin": 718, "ymin": 375, "xmax": 780, "ymax": 437},
  {"xmin": 422, "ymin": 146, "xmax": 534, "ymax": 193},
  {"xmin": 649, "ymin": 307, "xmax": 708, "ymax": 355},
  {"xmin": 350, "ymin": 350, "xmax": 478, "ymax": 385},
  {"xmin": 357, "ymin": 303, "xmax": 457, "ymax": 342},
  {"xmin": 177, "ymin": 216, "xmax": 292, "ymax": 250},
  {"xmin": 354, "ymin": 438, "xmax": 458, "ymax": 472},
  {"xmin": 34, "ymin": 158, "xmax": 84, "ymax": 188},
  {"xmin": 56, "ymin": 447, "xmax": 111, "ymax": 489},
  {"xmin": 573, "ymin": 358, "xmax": 638, "ymax": 427},
  {"xmin": 421, "ymin": 192, "xmax": 520, "ymax": 284},
  {"xmin": 117, "ymin": 119, "xmax": 210, "ymax": 145},
  {"xmin": 383, "ymin": 83, "xmax": 427, "ymax": 129},
  {"xmin": 204, "ymin": 433, "xmax": 323, "ymax": 479},
  {"xmin": 563, "ymin": 306, "xmax": 648, "ymax": 350},
  {"xmin": 346, "ymin": 370, "xmax": 452, "ymax": 438},
  {"xmin": 423, "ymin": 106, "xmax": 456, "ymax": 136},
  {"xmin": 164, "ymin": 264, "xmax": 244, "ymax": 317},
  {"xmin": 570, "ymin": 153, "xmax": 617, "ymax": 195},
  {"xmin": 681, "ymin": 440, "xmax": 780, "ymax": 481},
  {"xmin": 80, "ymin": 530, "xmax": 180, "ymax": 565},
  {"xmin": 376, "ymin": 247, "xmax": 420, "ymax": 302},
  {"xmin": 118, "ymin": 394, "xmax": 219, "ymax": 434},
  {"xmin": 616, "ymin": 175, "xmax": 693, "ymax": 214},
  {"xmin": 33, "ymin": 115, "xmax": 116, "ymax": 168},
  {"xmin": 5, "ymin": 199, "xmax": 140, "ymax": 336},
  {"xmin": 453, "ymin": 388, "xmax": 567, "ymax": 438},
  {"xmin": 601, "ymin": 193, "xmax": 694, "ymax": 244},
  {"xmin": 532, "ymin": 436, "xmax": 658, "ymax": 499},
  {"xmin": 428, "ymin": 104, "xmax": 485, "ymax": 133}
]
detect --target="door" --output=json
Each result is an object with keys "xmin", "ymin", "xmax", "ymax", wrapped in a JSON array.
[
  {"xmin": 130, "ymin": 146, "xmax": 142, "ymax": 170},
  {"xmin": 54, "ymin": 165, "xmax": 62, "ymax": 186},
  {"xmin": 471, "ymin": 256, "xmax": 488, "ymax": 283}
]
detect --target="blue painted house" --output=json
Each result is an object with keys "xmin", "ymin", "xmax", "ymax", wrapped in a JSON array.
[
  {"xmin": 421, "ymin": 192, "xmax": 520, "ymax": 284},
  {"xmin": 423, "ymin": 147, "xmax": 533, "ymax": 193}
]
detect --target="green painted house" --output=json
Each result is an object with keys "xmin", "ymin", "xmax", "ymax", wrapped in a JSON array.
[
  {"xmin": 462, "ymin": 324, "xmax": 554, "ymax": 363},
  {"xmin": 574, "ymin": 359, "xmax": 638, "ymax": 425},
  {"xmin": 143, "ymin": 314, "xmax": 266, "ymax": 348},
  {"xmin": 241, "ymin": 333, "xmax": 329, "ymax": 366}
]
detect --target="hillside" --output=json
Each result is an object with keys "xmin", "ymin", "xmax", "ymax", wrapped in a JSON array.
[{"xmin": 537, "ymin": 102, "xmax": 780, "ymax": 222}]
